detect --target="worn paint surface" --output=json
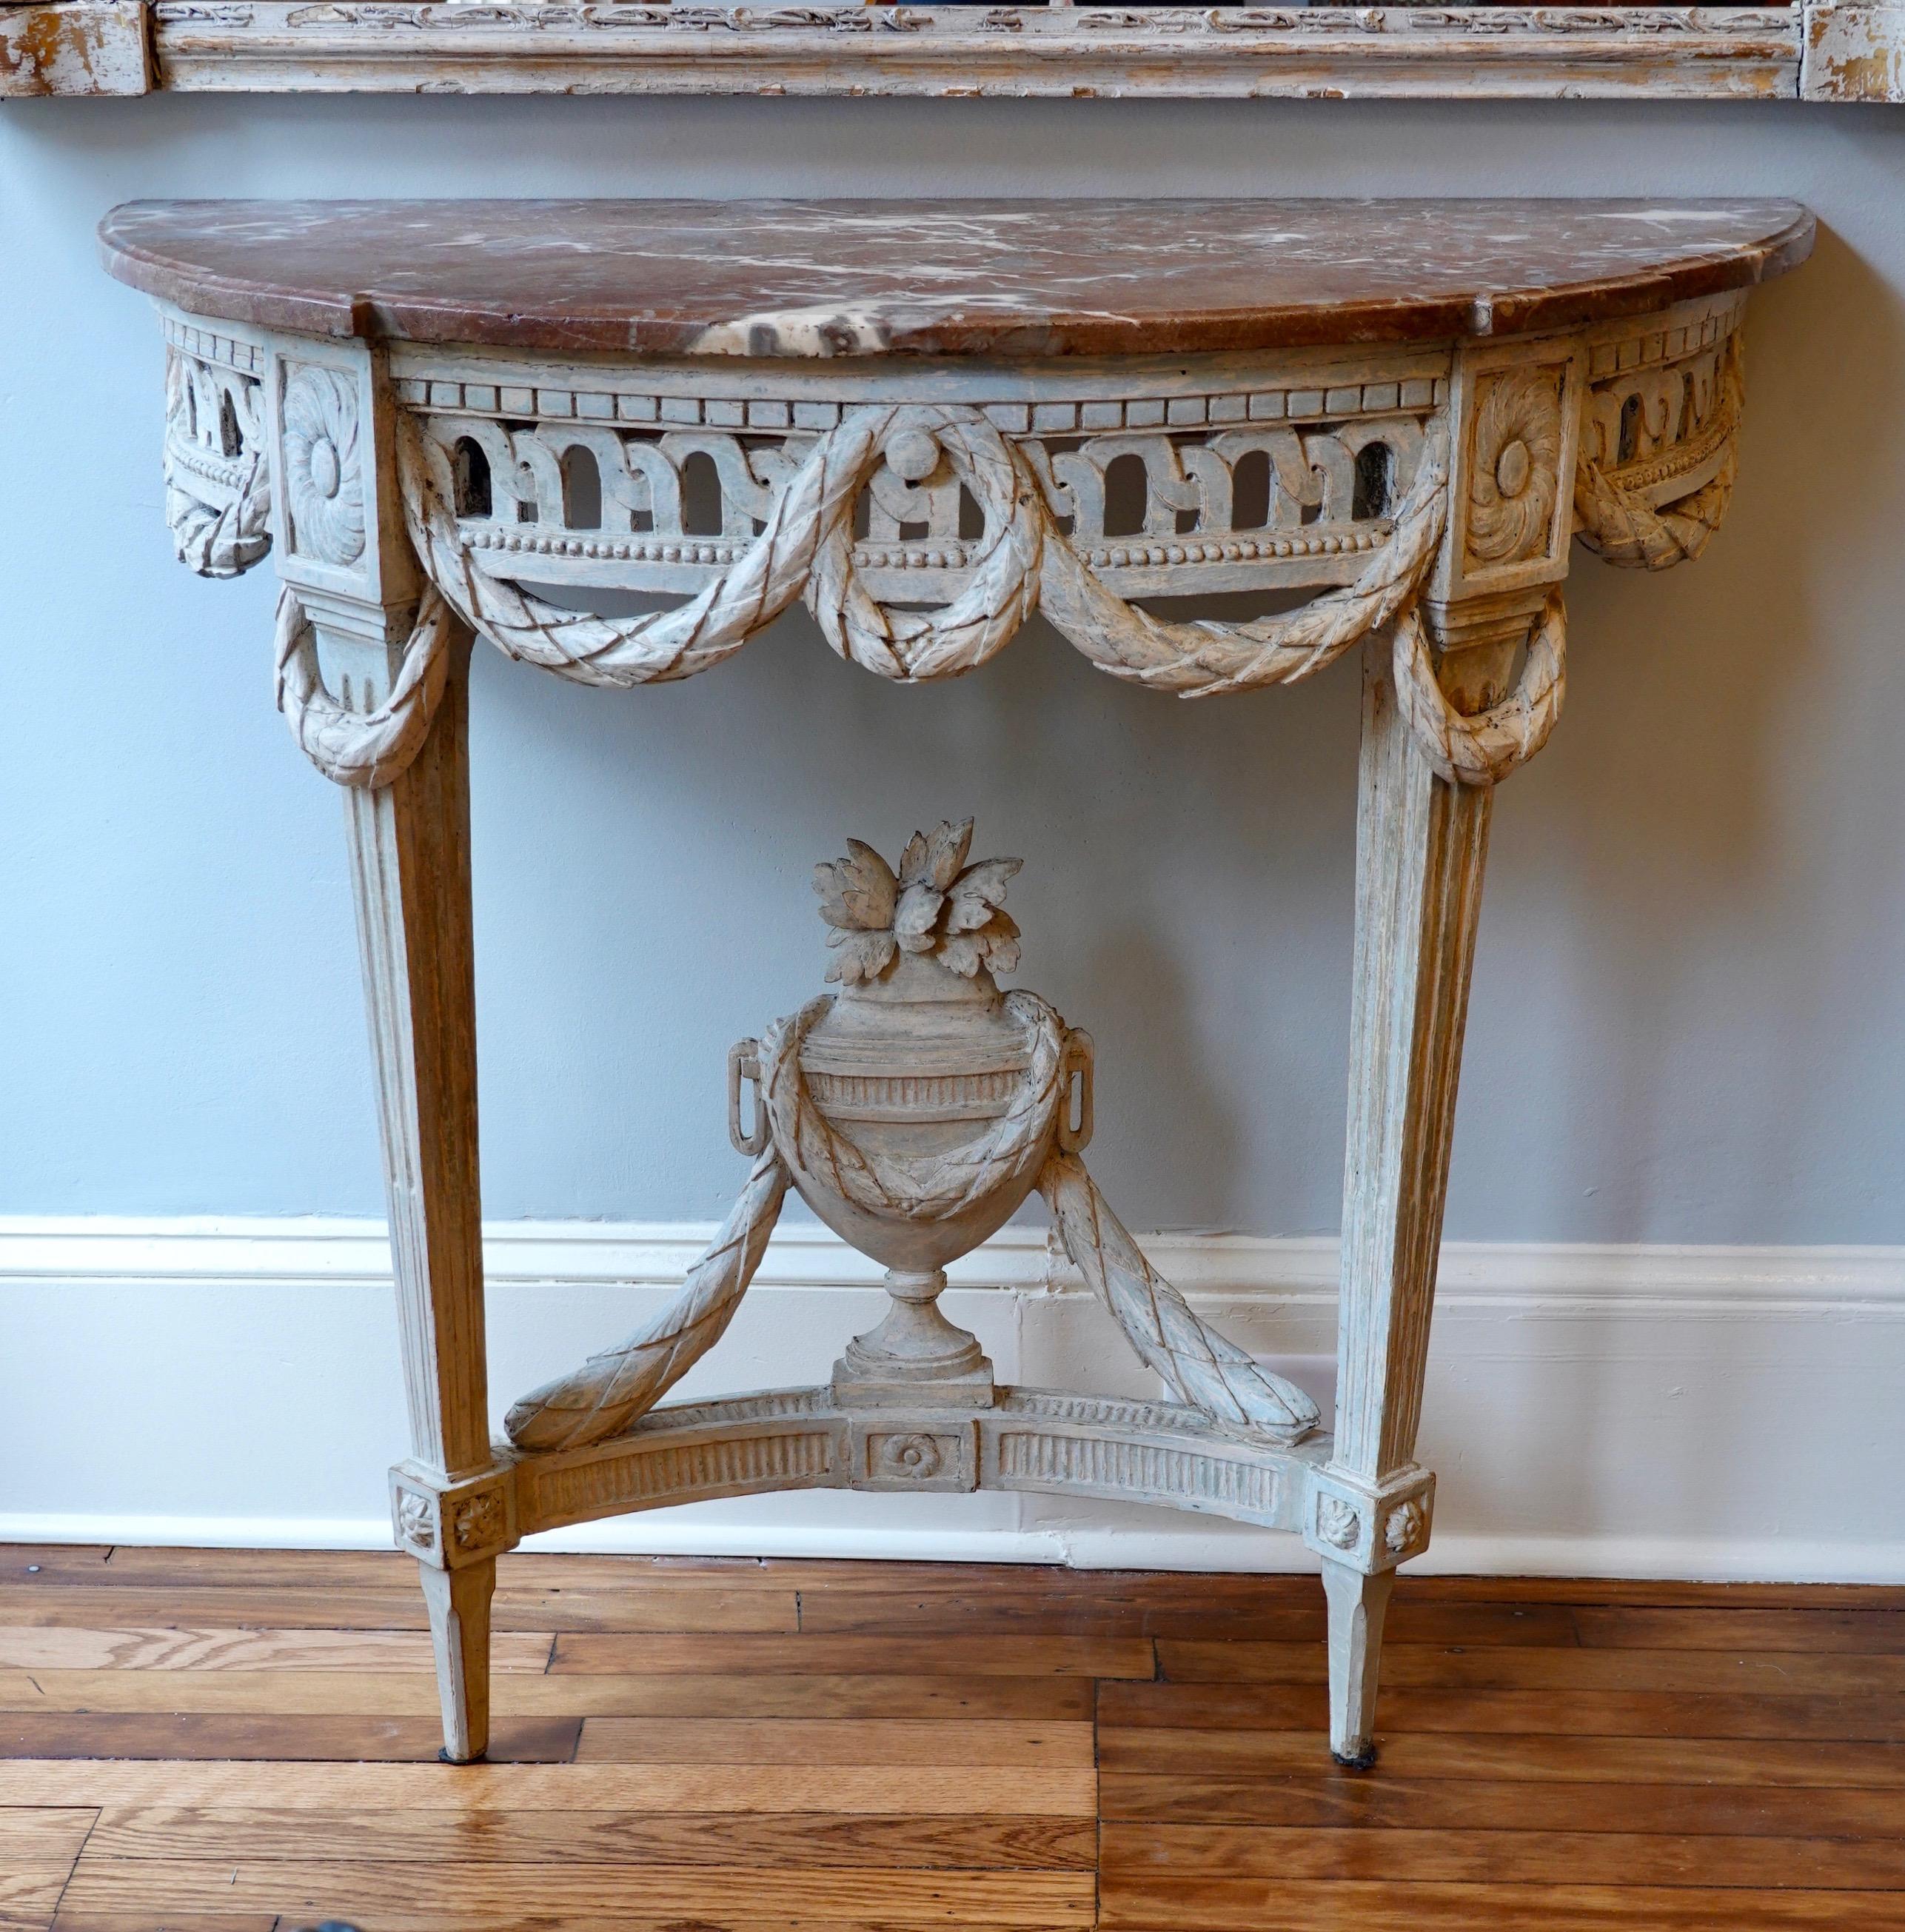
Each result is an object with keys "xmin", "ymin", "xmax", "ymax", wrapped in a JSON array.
[
  {"xmin": 150, "ymin": 2, "xmax": 1804, "ymax": 101},
  {"xmin": 1803, "ymin": 1, "xmax": 1905, "ymax": 98},
  {"xmin": 0, "ymin": 1, "xmax": 150, "ymax": 95}
]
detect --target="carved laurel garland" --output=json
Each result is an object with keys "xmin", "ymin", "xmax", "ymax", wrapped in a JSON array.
[
  {"xmin": 765, "ymin": 990, "xmax": 1065, "ymax": 1225},
  {"xmin": 167, "ymin": 449, "xmax": 272, "ymax": 578},
  {"xmin": 503, "ymin": 986, "xmax": 1319, "ymax": 1454},
  {"xmin": 1027, "ymin": 422, "xmax": 1448, "ymax": 698},
  {"xmin": 367, "ymin": 366, "xmax": 1750, "ymax": 795},
  {"xmin": 1575, "ymin": 335, "xmax": 1744, "ymax": 572},
  {"xmin": 503, "ymin": 1146, "xmax": 789, "ymax": 1453},
  {"xmin": 164, "ymin": 352, "xmax": 272, "ymax": 580},
  {"xmin": 1041, "ymin": 1150, "xmax": 1322, "ymax": 1443},
  {"xmin": 400, "ymin": 400, "xmax": 1447, "ymax": 703},
  {"xmin": 808, "ymin": 414, "xmax": 1043, "ymax": 682},
  {"xmin": 1392, "ymin": 589, "xmax": 1568, "ymax": 788},
  {"xmin": 398, "ymin": 404, "xmax": 1045, "ymax": 689},
  {"xmin": 273, "ymin": 584, "xmax": 461, "ymax": 789}
]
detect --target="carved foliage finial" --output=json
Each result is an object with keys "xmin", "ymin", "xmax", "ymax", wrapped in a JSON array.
[{"xmin": 813, "ymin": 820, "xmax": 1022, "ymax": 986}]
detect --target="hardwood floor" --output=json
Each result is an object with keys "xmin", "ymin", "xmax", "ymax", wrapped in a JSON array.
[{"xmin": 0, "ymin": 1547, "xmax": 1899, "ymax": 1930}]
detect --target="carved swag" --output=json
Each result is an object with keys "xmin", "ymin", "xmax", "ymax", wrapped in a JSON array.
[{"xmin": 165, "ymin": 312, "xmax": 1744, "ymax": 795}]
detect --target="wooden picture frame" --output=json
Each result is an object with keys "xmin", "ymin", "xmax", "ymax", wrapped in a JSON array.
[{"xmin": 1, "ymin": 0, "xmax": 1901, "ymax": 104}]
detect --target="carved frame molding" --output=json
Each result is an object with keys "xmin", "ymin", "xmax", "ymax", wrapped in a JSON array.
[{"xmin": 3, "ymin": 0, "xmax": 1902, "ymax": 103}]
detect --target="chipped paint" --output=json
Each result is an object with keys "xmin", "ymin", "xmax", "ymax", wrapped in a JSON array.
[
  {"xmin": 0, "ymin": 1, "xmax": 150, "ymax": 95},
  {"xmin": 1803, "ymin": 1, "xmax": 1905, "ymax": 98}
]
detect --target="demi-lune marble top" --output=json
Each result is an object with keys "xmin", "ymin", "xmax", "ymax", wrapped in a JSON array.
[{"xmin": 99, "ymin": 198, "xmax": 1815, "ymax": 359}]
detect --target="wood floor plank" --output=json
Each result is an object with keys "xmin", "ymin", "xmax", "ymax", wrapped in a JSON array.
[
  {"xmin": 1573, "ymin": 1605, "xmax": 1905, "ymax": 1653},
  {"xmin": 1390, "ymin": 1576, "xmax": 1905, "ymax": 1611},
  {"xmin": 0, "ymin": 1877, "xmax": 77, "ymax": 1932},
  {"xmin": 794, "ymin": 1594, "xmax": 1575, "ymax": 1646},
  {"xmin": 51, "ymin": 1922, "xmax": 1082, "ymax": 1932},
  {"xmin": 0, "ymin": 1550, "xmax": 113, "ymax": 1582},
  {"xmin": 50, "ymin": 1918, "xmax": 278, "ymax": 1932},
  {"xmin": 0, "ymin": 1713, "xmax": 582, "ymax": 1763},
  {"xmin": 777, "ymin": 1563, "xmax": 1320, "ymax": 1602},
  {"xmin": 7, "ymin": 1554, "xmax": 1901, "ymax": 1932},
  {"xmin": 85, "ymin": 1805, "xmax": 1097, "ymax": 1870},
  {"xmin": 0, "ymin": 1810, "xmax": 98, "ymax": 1860},
  {"xmin": 0, "ymin": 1808, "xmax": 96, "ymax": 1932},
  {"xmin": 575, "ymin": 1717, "xmax": 1095, "ymax": 1768},
  {"xmin": 1099, "ymin": 1821, "xmax": 1905, "ymax": 1889},
  {"xmin": 0, "ymin": 1877, "xmax": 78, "ymax": 1932},
  {"xmin": 1097, "ymin": 1878, "xmax": 1905, "ymax": 1930},
  {"xmin": 1156, "ymin": 1638, "xmax": 1905, "ymax": 1694},
  {"xmin": 56, "ymin": 1857, "xmax": 1097, "ymax": 1926},
  {"xmin": 0, "ymin": 1668, "xmax": 1091, "ymax": 1722},
  {"xmin": 551, "ymin": 1632, "xmax": 1157, "ymax": 1678},
  {"xmin": 39, "ymin": 1554, "xmax": 1904, "ymax": 1610},
  {"xmin": 1099, "ymin": 1725, "xmax": 1905, "ymax": 1786},
  {"xmin": 0, "ymin": 1627, "xmax": 555, "ymax": 1671},
  {"xmin": 1101, "ymin": 1679, "xmax": 1895, "ymax": 1740},
  {"xmin": 1098, "ymin": 1771, "xmax": 1905, "ymax": 1837},
  {"xmin": 0, "ymin": 1586, "xmax": 797, "ymax": 1634},
  {"xmin": 88, "ymin": 1548, "xmax": 763, "ymax": 1591},
  {"xmin": 0, "ymin": 1759, "xmax": 1099, "ymax": 1816}
]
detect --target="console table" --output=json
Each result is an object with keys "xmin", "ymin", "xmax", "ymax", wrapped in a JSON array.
[{"xmin": 101, "ymin": 197, "xmax": 1812, "ymax": 1768}]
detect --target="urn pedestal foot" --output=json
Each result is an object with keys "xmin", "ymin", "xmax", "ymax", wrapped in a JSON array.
[{"xmin": 834, "ymin": 1268, "xmax": 996, "ymax": 1409}]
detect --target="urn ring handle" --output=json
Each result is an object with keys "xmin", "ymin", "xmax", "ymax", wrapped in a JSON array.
[
  {"xmin": 1059, "ymin": 1027, "xmax": 1095, "ymax": 1155},
  {"xmin": 728, "ymin": 1038, "xmax": 769, "ymax": 1157}
]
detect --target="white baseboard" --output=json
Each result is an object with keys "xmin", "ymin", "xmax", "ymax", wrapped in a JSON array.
[
  {"xmin": 2, "ymin": 1215, "xmax": 1901, "ymax": 1582},
  {"xmin": 7, "ymin": 1212, "xmax": 1901, "ymax": 1308},
  {"xmin": 1, "ymin": 1513, "xmax": 1898, "ymax": 1584}
]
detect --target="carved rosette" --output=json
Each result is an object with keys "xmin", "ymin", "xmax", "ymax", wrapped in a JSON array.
[
  {"xmin": 1318, "ymin": 1495, "xmax": 1362, "ymax": 1550},
  {"xmin": 394, "ymin": 1488, "xmax": 435, "ymax": 1555},
  {"xmin": 1384, "ymin": 1496, "xmax": 1428, "ymax": 1557},
  {"xmin": 1464, "ymin": 364, "xmax": 1565, "ymax": 569},
  {"xmin": 874, "ymin": 1433, "xmax": 944, "ymax": 1481},
  {"xmin": 389, "ymin": 1464, "xmax": 517, "ymax": 1569},
  {"xmin": 1305, "ymin": 1466, "xmax": 1436, "ymax": 1575},
  {"xmin": 282, "ymin": 364, "xmax": 366, "ymax": 567}
]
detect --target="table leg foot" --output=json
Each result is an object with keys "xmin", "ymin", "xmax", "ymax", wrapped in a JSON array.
[
  {"xmin": 1321, "ymin": 1558, "xmax": 1394, "ymax": 1766},
  {"xmin": 419, "ymin": 1557, "xmax": 493, "ymax": 1762}
]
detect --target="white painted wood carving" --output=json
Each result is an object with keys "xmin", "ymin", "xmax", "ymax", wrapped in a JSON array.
[
  {"xmin": 1803, "ymin": 1, "xmax": 1905, "ymax": 96},
  {"xmin": 8, "ymin": 0, "xmax": 1898, "ymax": 103},
  {"xmin": 107, "ymin": 198, "xmax": 1810, "ymax": 1769},
  {"xmin": 0, "ymin": 1, "xmax": 1827, "ymax": 102}
]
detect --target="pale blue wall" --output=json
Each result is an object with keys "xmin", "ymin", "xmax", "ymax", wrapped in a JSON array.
[{"xmin": 3, "ymin": 94, "xmax": 1902, "ymax": 1241}]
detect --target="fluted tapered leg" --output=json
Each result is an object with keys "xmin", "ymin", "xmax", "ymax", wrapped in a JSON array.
[{"xmin": 1309, "ymin": 632, "xmax": 1499, "ymax": 1764}]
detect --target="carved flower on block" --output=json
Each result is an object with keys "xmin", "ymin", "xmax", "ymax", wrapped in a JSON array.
[
  {"xmin": 814, "ymin": 818, "xmax": 1021, "ymax": 986},
  {"xmin": 1318, "ymin": 1496, "xmax": 1361, "ymax": 1550},
  {"xmin": 1385, "ymin": 1497, "xmax": 1427, "ymax": 1556},
  {"xmin": 283, "ymin": 365, "xmax": 366, "ymax": 568},
  {"xmin": 395, "ymin": 1488, "xmax": 435, "ymax": 1554},
  {"xmin": 452, "ymin": 1488, "xmax": 506, "ymax": 1554},
  {"xmin": 1464, "ymin": 365, "xmax": 1564, "ymax": 569},
  {"xmin": 872, "ymin": 1432, "xmax": 945, "ymax": 1482}
]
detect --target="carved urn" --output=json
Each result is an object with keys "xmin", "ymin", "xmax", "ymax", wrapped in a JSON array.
[{"xmin": 733, "ymin": 820, "xmax": 1087, "ymax": 1405}]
